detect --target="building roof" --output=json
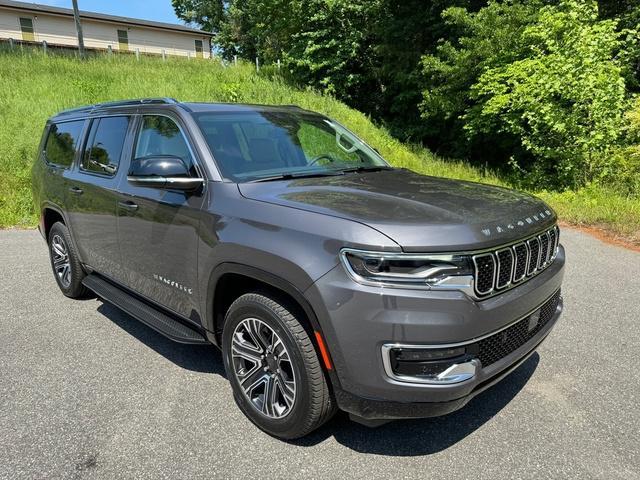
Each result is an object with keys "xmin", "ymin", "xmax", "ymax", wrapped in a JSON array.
[{"xmin": 0, "ymin": 0, "xmax": 213, "ymax": 36}]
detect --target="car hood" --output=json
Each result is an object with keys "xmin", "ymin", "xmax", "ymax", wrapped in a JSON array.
[{"xmin": 238, "ymin": 169, "xmax": 557, "ymax": 252}]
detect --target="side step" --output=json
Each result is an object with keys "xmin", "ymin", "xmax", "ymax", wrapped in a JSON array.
[{"xmin": 83, "ymin": 274, "xmax": 208, "ymax": 344}]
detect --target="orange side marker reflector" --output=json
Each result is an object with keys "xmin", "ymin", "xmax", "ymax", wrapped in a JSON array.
[{"xmin": 314, "ymin": 331, "xmax": 333, "ymax": 371}]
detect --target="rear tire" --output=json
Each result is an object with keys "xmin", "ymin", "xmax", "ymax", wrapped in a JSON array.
[
  {"xmin": 222, "ymin": 292, "xmax": 336, "ymax": 439},
  {"xmin": 47, "ymin": 222, "xmax": 91, "ymax": 299}
]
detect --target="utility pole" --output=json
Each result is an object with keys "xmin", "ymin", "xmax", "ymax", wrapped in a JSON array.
[{"xmin": 71, "ymin": 0, "xmax": 85, "ymax": 59}]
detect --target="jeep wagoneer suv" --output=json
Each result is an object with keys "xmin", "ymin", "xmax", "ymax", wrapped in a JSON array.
[{"xmin": 32, "ymin": 98, "xmax": 565, "ymax": 439}]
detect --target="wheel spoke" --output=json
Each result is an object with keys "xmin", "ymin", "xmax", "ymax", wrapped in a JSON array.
[
  {"xmin": 262, "ymin": 375, "xmax": 278, "ymax": 417},
  {"xmin": 62, "ymin": 265, "xmax": 71, "ymax": 285},
  {"xmin": 53, "ymin": 254, "xmax": 68, "ymax": 266},
  {"xmin": 231, "ymin": 333, "xmax": 263, "ymax": 363},
  {"xmin": 52, "ymin": 243, "xmax": 65, "ymax": 257},
  {"xmin": 239, "ymin": 365, "xmax": 267, "ymax": 392},
  {"xmin": 276, "ymin": 376, "xmax": 295, "ymax": 408},
  {"xmin": 245, "ymin": 318, "xmax": 267, "ymax": 351}
]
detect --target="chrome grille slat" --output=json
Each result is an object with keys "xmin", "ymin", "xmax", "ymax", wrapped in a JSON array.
[
  {"xmin": 548, "ymin": 227, "xmax": 557, "ymax": 261},
  {"xmin": 526, "ymin": 237, "xmax": 541, "ymax": 276},
  {"xmin": 495, "ymin": 248, "xmax": 514, "ymax": 289},
  {"xmin": 539, "ymin": 232, "xmax": 550, "ymax": 268},
  {"xmin": 472, "ymin": 225, "xmax": 559, "ymax": 298},
  {"xmin": 473, "ymin": 253, "xmax": 496, "ymax": 295},
  {"xmin": 512, "ymin": 243, "xmax": 528, "ymax": 282}
]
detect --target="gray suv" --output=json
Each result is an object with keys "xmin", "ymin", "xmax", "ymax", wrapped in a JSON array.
[{"xmin": 32, "ymin": 98, "xmax": 565, "ymax": 439}]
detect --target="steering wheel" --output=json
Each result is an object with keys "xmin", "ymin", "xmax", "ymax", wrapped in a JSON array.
[{"xmin": 308, "ymin": 154, "xmax": 336, "ymax": 166}]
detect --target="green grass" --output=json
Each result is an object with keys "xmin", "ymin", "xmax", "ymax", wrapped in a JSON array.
[{"xmin": 1, "ymin": 48, "xmax": 638, "ymax": 244}]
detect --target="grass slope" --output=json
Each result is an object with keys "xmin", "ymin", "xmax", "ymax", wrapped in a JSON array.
[{"xmin": 0, "ymin": 49, "xmax": 638, "ymax": 243}]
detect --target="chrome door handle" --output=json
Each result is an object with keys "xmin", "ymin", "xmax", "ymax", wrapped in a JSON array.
[
  {"xmin": 118, "ymin": 201, "xmax": 138, "ymax": 211},
  {"xmin": 68, "ymin": 186, "xmax": 83, "ymax": 195}
]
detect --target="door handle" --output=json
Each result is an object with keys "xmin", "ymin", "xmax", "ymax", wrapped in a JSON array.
[
  {"xmin": 118, "ymin": 200, "xmax": 139, "ymax": 211},
  {"xmin": 68, "ymin": 186, "xmax": 83, "ymax": 195}
]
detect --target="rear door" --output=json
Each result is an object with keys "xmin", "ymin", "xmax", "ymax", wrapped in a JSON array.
[
  {"xmin": 38, "ymin": 119, "xmax": 86, "ymax": 221},
  {"xmin": 65, "ymin": 115, "xmax": 133, "ymax": 282},
  {"xmin": 116, "ymin": 113, "xmax": 205, "ymax": 320}
]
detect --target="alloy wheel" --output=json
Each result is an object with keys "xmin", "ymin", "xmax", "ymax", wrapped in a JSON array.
[
  {"xmin": 231, "ymin": 317, "xmax": 297, "ymax": 419},
  {"xmin": 51, "ymin": 234, "xmax": 71, "ymax": 288}
]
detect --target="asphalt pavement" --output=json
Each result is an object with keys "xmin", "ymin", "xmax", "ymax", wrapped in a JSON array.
[{"xmin": 1, "ymin": 228, "xmax": 639, "ymax": 479}]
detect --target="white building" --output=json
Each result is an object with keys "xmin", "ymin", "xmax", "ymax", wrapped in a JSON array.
[{"xmin": 0, "ymin": 0, "xmax": 213, "ymax": 58}]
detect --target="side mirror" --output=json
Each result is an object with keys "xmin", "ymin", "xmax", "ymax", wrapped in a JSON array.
[{"xmin": 127, "ymin": 155, "xmax": 204, "ymax": 191}]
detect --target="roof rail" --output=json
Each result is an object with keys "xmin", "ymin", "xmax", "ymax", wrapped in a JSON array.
[{"xmin": 57, "ymin": 98, "xmax": 180, "ymax": 116}]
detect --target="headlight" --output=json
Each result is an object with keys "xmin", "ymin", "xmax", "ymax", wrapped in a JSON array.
[{"xmin": 340, "ymin": 248, "xmax": 474, "ymax": 288}]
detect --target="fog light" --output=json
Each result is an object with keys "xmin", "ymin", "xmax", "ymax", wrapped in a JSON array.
[
  {"xmin": 394, "ymin": 346, "xmax": 466, "ymax": 362},
  {"xmin": 386, "ymin": 346, "xmax": 478, "ymax": 384}
]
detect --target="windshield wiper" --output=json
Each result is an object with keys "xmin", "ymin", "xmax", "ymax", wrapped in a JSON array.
[
  {"xmin": 249, "ymin": 171, "xmax": 345, "ymax": 183},
  {"xmin": 340, "ymin": 165, "xmax": 394, "ymax": 174}
]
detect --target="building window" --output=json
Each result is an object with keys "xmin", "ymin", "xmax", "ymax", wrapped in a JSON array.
[
  {"xmin": 19, "ymin": 17, "xmax": 35, "ymax": 42},
  {"xmin": 195, "ymin": 39, "xmax": 203, "ymax": 58},
  {"xmin": 117, "ymin": 29, "xmax": 129, "ymax": 51}
]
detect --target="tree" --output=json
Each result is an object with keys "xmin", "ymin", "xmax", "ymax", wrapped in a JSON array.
[
  {"xmin": 420, "ymin": 0, "xmax": 629, "ymax": 189},
  {"xmin": 420, "ymin": 0, "xmax": 541, "ymax": 158},
  {"xmin": 171, "ymin": 0, "xmax": 225, "ymax": 32}
]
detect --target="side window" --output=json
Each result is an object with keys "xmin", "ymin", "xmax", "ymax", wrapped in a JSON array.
[
  {"xmin": 44, "ymin": 120, "xmax": 84, "ymax": 168},
  {"xmin": 134, "ymin": 116, "xmax": 197, "ymax": 175},
  {"xmin": 81, "ymin": 116, "xmax": 130, "ymax": 176}
]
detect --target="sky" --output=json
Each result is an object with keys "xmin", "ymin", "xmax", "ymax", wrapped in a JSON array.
[{"xmin": 31, "ymin": 0, "xmax": 184, "ymax": 25}]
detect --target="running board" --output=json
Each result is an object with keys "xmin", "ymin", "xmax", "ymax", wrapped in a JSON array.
[{"xmin": 82, "ymin": 274, "xmax": 208, "ymax": 344}]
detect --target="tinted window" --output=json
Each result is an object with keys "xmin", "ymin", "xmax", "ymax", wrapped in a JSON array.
[
  {"xmin": 194, "ymin": 111, "xmax": 387, "ymax": 182},
  {"xmin": 82, "ymin": 116, "xmax": 130, "ymax": 176},
  {"xmin": 134, "ymin": 116, "xmax": 196, "ymax": 175},
  {"xmin": 44, "ymin": 120, "xmax": 84, "ymax": 168}
]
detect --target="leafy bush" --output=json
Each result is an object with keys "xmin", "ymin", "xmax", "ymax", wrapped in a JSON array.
[{"xmin": 421, "ymin": 0, "xmax": 631, "ymax": 190}]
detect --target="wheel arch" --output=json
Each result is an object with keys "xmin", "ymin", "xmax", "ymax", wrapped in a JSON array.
[
  {"xmin": 40, "ymin": 202, "xmax": 70, "ymax": 239},
  {"xmin": 205, "ymin": 263, "xmax": 324, "ymax": 344},
  {"xmin": 205, "ymin": 263, "xmax": 341, "ymax": 390}
]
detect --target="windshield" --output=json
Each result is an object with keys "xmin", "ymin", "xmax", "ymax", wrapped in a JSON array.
[{"xmin": 193, "ymin": 110, "xmax": 389, "ymax": 182}]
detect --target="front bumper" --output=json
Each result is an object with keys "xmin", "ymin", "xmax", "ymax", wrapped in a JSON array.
[{"xmin": 304, "ymin": 245, "xmax": 565, "ymax": 417}]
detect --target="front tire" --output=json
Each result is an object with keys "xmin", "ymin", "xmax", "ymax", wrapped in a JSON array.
[
  {"xmin": 222, "ymin": 293, "xmax": 335, "ymax": 439},
  {"xmin": 47, "ymin": 222, "xmax": 90, "ymax": 299}
]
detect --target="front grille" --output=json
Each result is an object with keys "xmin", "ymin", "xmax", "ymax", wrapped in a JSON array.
[
  {"xmin": 474, "ymin": 290, "xmax": 561, "ymax": 368},
  {"xmin": 472, "ymin": 225, "xmax": 559, "ymax": 298}
]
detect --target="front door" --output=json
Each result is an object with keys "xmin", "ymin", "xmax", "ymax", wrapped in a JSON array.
[
  {"xmin": 66, "ymin": 115, "xmax": 133, "ymax": 282},
  {"xmin": 116, "ymin": 114, "xmax": 205, "ymax": 321}
]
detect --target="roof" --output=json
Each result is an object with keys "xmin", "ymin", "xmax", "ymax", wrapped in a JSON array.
[
  {"xmin": 51, "ymin": 98, "xmax": 310, "ymax": 120},
  {"xmin": 0, "ymin": 0, "xmax": 213, "ymax": 36}
]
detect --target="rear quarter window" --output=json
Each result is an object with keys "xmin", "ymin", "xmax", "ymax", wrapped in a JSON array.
[{"xmin": 44, "ymin": 120, "xmax": 84, "ymax": 168}]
